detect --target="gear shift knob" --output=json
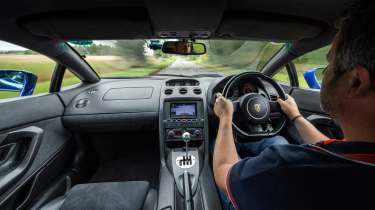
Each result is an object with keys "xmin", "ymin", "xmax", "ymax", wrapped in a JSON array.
[{"xmin": 182, "ymin": 132, "xmax": 191, "ymax": 143}]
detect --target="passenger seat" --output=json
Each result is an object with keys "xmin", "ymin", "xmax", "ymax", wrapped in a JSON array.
[{"xmin": 41, "ymin": 181, "xmax": 157, "ymax": 210}]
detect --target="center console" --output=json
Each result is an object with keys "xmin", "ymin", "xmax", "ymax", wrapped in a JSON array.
[
  {"xmin": 158, "ymin": 79, "xmax": 222, "ymax": 210},
  {"xmin": 164, "ymin": 101, "xmax": 204, "ymax": 142}
]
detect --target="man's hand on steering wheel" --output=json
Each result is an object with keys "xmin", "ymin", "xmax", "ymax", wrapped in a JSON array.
[
  {"xmin": 214, "ymin": 93, "xmax": 234, "ymax": 121},
  {"xmin": 277, "ymin": 94, "xmax": 301, "ymax": 120}
]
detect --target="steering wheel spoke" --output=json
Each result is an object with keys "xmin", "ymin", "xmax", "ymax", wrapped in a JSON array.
[
  {"xmin": 248, "ymin": 124, "xmax": 264, "ymax": 133},
  {"xmin": 269, "ymin": 100, "xmax": 283, "ymax": 120},
  {"xmin": 231, "ymin": 99, "xmax": 240, "ymax": 112}
]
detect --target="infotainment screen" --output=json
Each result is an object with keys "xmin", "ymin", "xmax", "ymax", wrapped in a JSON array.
[{"xmin": 170, "ymin": 103, "xmax": 197, "ymax": 118}]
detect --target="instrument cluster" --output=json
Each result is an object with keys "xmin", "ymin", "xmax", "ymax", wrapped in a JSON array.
[{"xmin": 228, "ymin": 81, "xmax": 259, "ymax": 100}]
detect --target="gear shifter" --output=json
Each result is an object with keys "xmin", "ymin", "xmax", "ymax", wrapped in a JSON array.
[{"xmin": 182, "ymin": 131, "xmax": 191, "ymax": 159}]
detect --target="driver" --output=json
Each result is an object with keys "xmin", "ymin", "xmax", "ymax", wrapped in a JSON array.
[
  {"xmin": 213, "ymin": 1, "xmax": 375, "ymax": 210},
  {"xmin": 175, "ymin": 41, "xmax": 192, "ymax": 54}
]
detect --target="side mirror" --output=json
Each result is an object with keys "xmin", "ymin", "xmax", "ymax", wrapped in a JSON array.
[
  {"xmin": 162, "ymin": 41, "xmax": 206, "ymax": 55},
  {"xmin": 148, "ymin": 39, "xmax": 163, "ymax": 50},
  {"xmin": 303, "ymin": 67, "xmax": 325, "ymax": 90},
  {"xmin": 0, "ymin": 70, "xmax": 38, "ymax": 96}
]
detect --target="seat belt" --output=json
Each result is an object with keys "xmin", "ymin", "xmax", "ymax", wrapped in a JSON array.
[{"xmin": 307, "ymin": 144, "xmax": 375, "ymax": 167}]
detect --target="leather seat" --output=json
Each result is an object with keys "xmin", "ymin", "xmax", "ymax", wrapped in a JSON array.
[{"xmin": 41, "ymin": 181, "xmax": 157, "ymax": 210}]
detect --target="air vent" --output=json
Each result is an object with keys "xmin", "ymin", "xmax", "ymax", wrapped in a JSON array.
[
  {"xmin": 270, "ymin": 95, "xmax": 278, "ymax": 101},
  {"xmin": 75, "ymin": 99, "xmax": 89, "ymax": 109},
  {"xmin": 179, "ymin": 88, "xmax": 188, "ymax": 95},
  {"xmin": 193, "ymin": 88, "xmax": 202, "ymax": 95},
  {"xmin": 166, "ymin": 79, "xmax": 199, "ymax": 86},
  {"xmin": 164, "ymin": 89, "xmax": 173, "ymax": 95}
]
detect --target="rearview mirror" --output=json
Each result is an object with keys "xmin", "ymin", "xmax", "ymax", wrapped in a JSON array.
[
  {"xmin": 303, "ymin": 67, "xmax": 325, "ymax": 90},
  {"xmin": 0, "ymin": 70, "xmax": 38, "ymax": 96},
  {"xmin": 162, "ymin": 41, "xmax": 206, "ymax": 55}
]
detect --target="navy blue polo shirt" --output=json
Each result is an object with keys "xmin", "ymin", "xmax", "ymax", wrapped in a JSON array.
[{"xmin": 226, "ymin": 140, "xmax": 375, "ymax": 210}]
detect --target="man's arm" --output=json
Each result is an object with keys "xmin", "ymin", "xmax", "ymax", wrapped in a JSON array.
[
  {"xmin": 213, "ymin": 94, "xmax": 239, "ymax": 192},
  {"xmin": 277, "ymin": 95, "xmax": 328, "ymax": 144}
]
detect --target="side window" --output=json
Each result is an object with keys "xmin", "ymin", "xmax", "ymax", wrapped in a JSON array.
[
  {"xmin": 273, "ymin": 66, "xmax": 291, "ymax": 86},
  {"xmin": 293, "ymin": 45, "xmax": 330, "ymax": 89},
  {"xmin": 0, "ymin": 41, "xmax": 55, "ymax": 99},
  {"xmin": 61, "ymin": 69, "xmax": 81, "ymax": 89}
]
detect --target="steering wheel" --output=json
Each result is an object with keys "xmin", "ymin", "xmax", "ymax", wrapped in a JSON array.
[{"xmin": 222, "ymin": 72, "xmax": 286, "ymax": 142}]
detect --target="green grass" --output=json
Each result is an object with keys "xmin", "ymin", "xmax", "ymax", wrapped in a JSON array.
[
  {"xmin": 273, "ymin": 70, "xmax": 309, "ymax": 88},
  {"xmin": 189, "ymin": 55, "xmax": 247, "ymax": 75},
  {"xmin": 191, "ymin": 51, "xmax": 326, "ymax": 89},
  {"xmin": 0, "ymin": 55, "xmax": 175, "ymax": 99},
  {"xmin": 0, "ymin": 91, "xmax": 19, "ymax": 99},
  {"xmin": 100, "ymin": 59, "xmax": 175, "ymax": 78},
  {"xmin": 191, "ymin": 59, "xmax": 310, "ymax": 88}
]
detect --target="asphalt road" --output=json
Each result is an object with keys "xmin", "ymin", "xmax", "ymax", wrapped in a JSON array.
[{"xmin": 158, "ymin": 58, "xmax": 213, "ymax": 76}]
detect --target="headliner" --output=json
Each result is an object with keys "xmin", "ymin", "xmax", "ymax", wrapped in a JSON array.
[
  {"xmin": 14, "ymin": 0, "xmax": 356, "ymax": 41},
  {"xmin": 0, "ymin": 0, "xmax": 358, "ymax": 81}
]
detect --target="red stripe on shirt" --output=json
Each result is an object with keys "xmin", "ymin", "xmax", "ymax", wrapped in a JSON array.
[
  {"xmin": 317, "ymin": 139, "xmax": 375, "ymax": 164},
  {"xmin": 319, "ymin": 139, "xmax": 345, "ymax": 145},
  {"xmin": 341, "ymin": 154, "xmax": 375, "ymax": 164}
]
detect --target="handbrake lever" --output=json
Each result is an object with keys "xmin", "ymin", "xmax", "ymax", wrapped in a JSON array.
[{"xmin": 183, "ymin": 171, "xmax": 193, "ymax": 210}]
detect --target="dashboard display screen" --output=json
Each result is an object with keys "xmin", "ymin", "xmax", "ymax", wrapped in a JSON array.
[{"xmin": 170, "ymin": 103, "xmax": 197, "ymax": 118}]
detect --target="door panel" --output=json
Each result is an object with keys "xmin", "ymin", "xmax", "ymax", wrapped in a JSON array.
[
  {"xmin": 0, "ymin": 94, "xmax": 72, "ymax": 209},
  {"xmin": 0, "ymin": 94, "xmax": 64, "ymax": 131},
  {"xmin": 290, "ymin": 88, "xmax": 323, "ymax": 114},
  {"xmin": 289, "ymin": 88, "xmax": 343, "ymax": 143}
]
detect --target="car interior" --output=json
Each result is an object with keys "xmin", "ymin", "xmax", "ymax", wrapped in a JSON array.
[{"xmin": 0, "ymin": 0, "xmax": 358, "ymax": 209}]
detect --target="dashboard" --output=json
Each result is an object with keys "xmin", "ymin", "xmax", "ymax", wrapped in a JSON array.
[
  {"xmin": 60, "ymin": 75, "xmax": 279, "ymax": 133},
  {"xmin": 58, "ymin": 74, "xmax": 344, "ymax": 148}
]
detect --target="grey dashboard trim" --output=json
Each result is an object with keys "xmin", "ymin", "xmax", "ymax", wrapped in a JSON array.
[
  {"xmin": 63, "ymin": 79, "xmax": 163, "ymax": 116},
  {"xmin": 0, "ymin": 94, "xmax": 64, "ymax": 131},
  {"xmin": 102, "ymin": 87, "xmax": 154, "ymax": 101}
]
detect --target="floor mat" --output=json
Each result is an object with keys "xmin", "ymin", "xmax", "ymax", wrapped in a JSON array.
[
  {"xmin": 88, "ymin": 132, "xmax": 160, "ymax": 188},
  {"xmin": 90, "ymin": 157, "xmax": 159, "ymax": 188}
]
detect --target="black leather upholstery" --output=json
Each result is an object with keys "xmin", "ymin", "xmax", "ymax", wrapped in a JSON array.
[
  {"xmin": 41, "ymin": 181, "xmax": 157, "ymax": 210},
  {"xmin": 40, "ymin": 196, "xmax": 65, "ymax": 210}
]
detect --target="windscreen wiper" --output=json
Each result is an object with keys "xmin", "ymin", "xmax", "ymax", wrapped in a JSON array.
[
  {"xmin": 151, "ymin": 73, "xmax": 189, "ymax": 78},
  {"xmin": 190, "ymin": 73, "xmax": 224, "ymax": 78}
]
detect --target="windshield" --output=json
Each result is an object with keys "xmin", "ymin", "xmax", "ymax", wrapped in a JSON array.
[{"xmin": 69, "ymin": 40, "xmax": 284, "ymax": 77}]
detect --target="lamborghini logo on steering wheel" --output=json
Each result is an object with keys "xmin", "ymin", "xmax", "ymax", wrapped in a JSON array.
[{"xmin": 254, "ymin": 104, "xmax": 261, "ymax": 112}]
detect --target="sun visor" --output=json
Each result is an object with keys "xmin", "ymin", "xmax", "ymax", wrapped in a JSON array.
[
  {"xmin": 20, "ymin": 8, "xmax": 153, "ymax": 40},
  {"xmin": 217, "ymin": 12, "xmax": 324, "ymax": 41}
]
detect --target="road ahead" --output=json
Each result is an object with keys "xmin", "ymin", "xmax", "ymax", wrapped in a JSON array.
[{"xmin": 158, "ymin": 58, "xmax": 213, "ymax": 76}]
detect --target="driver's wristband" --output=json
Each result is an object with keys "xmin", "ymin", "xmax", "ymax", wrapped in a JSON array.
[{"xmin": 291, "ymin": 115, "xmax": 303, "ymax": 123}]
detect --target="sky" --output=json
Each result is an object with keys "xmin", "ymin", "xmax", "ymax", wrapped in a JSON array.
[{"xmin": 0, "ymin": 40, "xmax": 26, "ymax": 51}]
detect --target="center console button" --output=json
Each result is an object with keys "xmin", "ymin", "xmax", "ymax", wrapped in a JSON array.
[
  {"xmin": 193, "ymin": 129, "xmax": 201, "ymax": 137},
  {"xmin": 167, "ymin": 130, "xmax": 175, "ymax": 138}
]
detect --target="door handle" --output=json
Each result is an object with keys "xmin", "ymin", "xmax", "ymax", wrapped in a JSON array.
[
  {"xmin": 0, "ymin": 126, "xmax": 43, "ymax": 195},
  {"xmin": 0, "ymin": 143, "xmax": 19, "ymax": 173}
]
